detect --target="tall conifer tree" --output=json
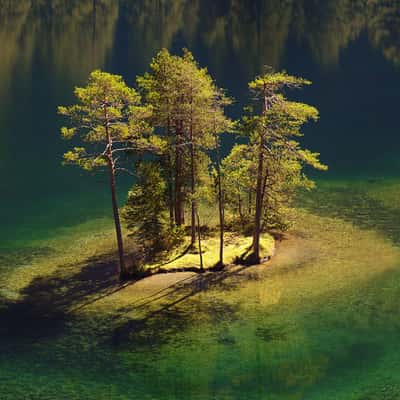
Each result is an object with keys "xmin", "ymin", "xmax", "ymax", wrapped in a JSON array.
[{"xmin": 59, "ymin": 70, "xmax": 158, "ymax": 279}]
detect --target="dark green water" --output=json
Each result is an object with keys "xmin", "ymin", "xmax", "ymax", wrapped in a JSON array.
[
  {"xmin": 1, "ymin": 1, "xmax": 400, "ymax": 399},
  {"xmin": 1, "ymin": 0, "xmax": 400, "ymax": 247}
]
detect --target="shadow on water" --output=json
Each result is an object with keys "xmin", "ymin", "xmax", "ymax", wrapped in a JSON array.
[
  {"xmin": 0, "ymin": 252, "xmax": 122, "ymax": 340},
  {"xmin": 110, "ymin": 267, "xmax": 246, "ymax": 348},
  {"xmin": 0, "ymin": 248, "xmax": 251, "ymax": 348}
]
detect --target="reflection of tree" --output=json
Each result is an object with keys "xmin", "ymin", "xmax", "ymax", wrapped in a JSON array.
[
  {"xmin": 120, "ymin": 0, "xmax": 400, "ymax": 80},
  {"xmin": 294, "ymin": 0, "xmax": 367, "ymax": 67},
  {"xmin": 37, "ymin": 0, "xmax": 119, "ymax": 81},
  {"xmin": 74, "ymin": 0, "xmax": 400, "ymax": 71},
  {"xmin": 0, "ymin": 0, "xmax": 118, "ymax": 103},
  {"xmin": 120, "ymin": 0, "xmax": 293, "ymax": 79},
  {"xmin": 0, "ymin": 1, "xmax": 33, "ymax": 104},
  {"xmin": 119, "ymin": 0, "xmax": 188, "ymax": 71},
  {"xmin": 0, "ymin": 0, "xmax": 399, "ymax": 92},
  {"xmin": 0, "ymin": 0, "xmax": 119, "ymax": 168},
  {"xmin": 200, "ymin": 0, "xmax": 293, "ymax": 78},
  {"xmin": 368, "ymin": 0, "xmax": 400, "ymax": 65}
]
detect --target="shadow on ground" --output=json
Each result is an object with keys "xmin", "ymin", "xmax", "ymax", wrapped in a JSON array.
[{"xmin": 0, "ymin": 249, "xmax": 255, "ymax": 348}]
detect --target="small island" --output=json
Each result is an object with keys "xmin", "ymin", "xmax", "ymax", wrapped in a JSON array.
[
  {"xmin": 2, "ymin": 2, "xmax": 400, "ymax": 399},
  {"xmin": 59, "ymin": 49, "xmax": 326, "ymax": 281}
]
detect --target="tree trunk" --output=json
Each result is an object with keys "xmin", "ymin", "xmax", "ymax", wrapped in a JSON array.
[
  {"xmin": 108, "ymin": 160, "xmax": 126, "ymax": 280},
  {"xmin": 252, "ymin": 87, "xmax": 268, "ymax": 264},
  {"xmin": 248, "ymin": 191, "xmax": 252, "ymax": 216},
  {"xmin": 166, "ymin": 153, "xmax": 175, "ymax": 228},
  {"xmin": 166, "ymin": 122, "xmax": 175, "ymax": 228},
  {"xmin": 175, "ymin": 120, "xmax": 183, "ymax": 226},
  {"xmin": 105, "ymin": 111, "xmax": 126, "ymax": 279},
  {"xmin": 168, "ymin": 180, "xmax": 175, "ymax": 227},
  {"xmin": 238, "ymin": 194, "xmax": 244, "ymax": 225},
  {"xmin": 217, "ymin": 161, "xmax": 225, "ymax": 266},
  {"xmin": 190, "ymin": 122, "xmax": 196, "ymax": 245},
  {"xmin": 215, "ymin": 138, "xmax": 224, "ymax": 267},
  {"xmin": 260, "ymin": 168, "xmax": 269, "ymax": 211},
  {"xmin": 196, "ymin": 209, "xmax": 204, "ymax": 272},
  {"xmin": 252, "ymin": 132, "xmax": 264, "ymax": 263}
]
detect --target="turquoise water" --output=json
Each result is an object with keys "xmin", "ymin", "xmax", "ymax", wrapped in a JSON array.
[
  {"xmin": 1, "ymin": 1, "xmax": 400, "ymax": 399},
  {"xmin": 1, "ymin": 184, "xmax": 400, "ymax": 399}
]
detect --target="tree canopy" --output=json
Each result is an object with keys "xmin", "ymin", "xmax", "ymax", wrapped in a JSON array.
[
  {"xmin": 59, "ymin": 52, "xmax": 327, "ymax": 276},
  {"xmin": 59, "ymin": 70, "xmax": 160, "ymax": 279}
]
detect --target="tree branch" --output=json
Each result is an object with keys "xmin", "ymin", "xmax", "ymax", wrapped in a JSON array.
[{"xmin": 115, "ymin": 167, "xmax": 135, "ymax": 177}]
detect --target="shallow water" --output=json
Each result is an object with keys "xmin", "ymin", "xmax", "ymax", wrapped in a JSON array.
[
  {"xmin": 1, "ymin": 1, "xmax": 400, "ymax": 399},
  {"xmin": 1, "ymin": 181, "xmax": 400, "ymax": 399}
]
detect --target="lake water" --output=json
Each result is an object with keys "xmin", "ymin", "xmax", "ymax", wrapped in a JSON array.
[{"xmin": 1, "ymin": 1, "xmax": 400, "ymax": 399}]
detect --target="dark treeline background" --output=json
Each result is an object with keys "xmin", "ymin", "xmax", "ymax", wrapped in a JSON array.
[{"xmin": 1, "ymin": 0, "xmax": 398, "ymax": 87}]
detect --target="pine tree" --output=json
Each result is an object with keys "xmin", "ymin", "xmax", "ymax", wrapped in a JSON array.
[
  {"xmin": 123, "ymin": 162, "xmax": 171, "ymax": 254},
  {"xmin": 239, "ymin": 70, "xmax": 327, "ymax": 263},
  {"xmin": 59, "ymin": 70, "xmax": 160, "ymax": 279},
  {"xmin": 137, "ymin": 49, "xmax": 232, "ymax": 247}
]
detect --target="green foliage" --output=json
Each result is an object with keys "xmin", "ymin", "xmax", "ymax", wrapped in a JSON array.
[
  {"xmin": 249, "ymin": 71, "xmax": 311, "ymax": 92},
  {"xmin": 58, "ymin": 57, "xmax": 327, "ymax": 268},
  {"xmin": 221, "ymin": 144, "xmax": 256, "ymax": 228},
  {"xmin": 224, "ymin": 70, "xmax": 327, "ymax": 234},
  {"xmin": 245, "ymin": 72, "xmax": 327, "ymax": 172},
  {"xmin": 137, "ymin": 47, "xmax": 232, "ymax": 150},
  {"xmin": 59, "ymin": 70, "xmax": 157, "ymax": 171},
  {"xmin": 262, "ymin": 145, "xmax": 316, "ymax": 231},
  {"xmin": 123, "ymin": 162, "xmax": 182, "ymax": 253},
  {"xmin": 123, "ymin": 162, "xmax": 166, "ymax": 246},
  {"xmin": 59, "ymin": 70, "xmax": 163, "ymax": 277},
  {"xmin": 137, "ymin": 48, "xmax": 232, "ymax": 228}
]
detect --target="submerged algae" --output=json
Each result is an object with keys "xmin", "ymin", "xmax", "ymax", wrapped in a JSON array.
[{"xmin": 0, "ymin": 181, "xmax": 400, "ymax": 399}]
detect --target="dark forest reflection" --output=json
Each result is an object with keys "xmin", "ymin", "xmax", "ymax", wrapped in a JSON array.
[
  {"xmin": 0, "ymin": 0, "xmax": 118, "ymax": 100},
  {"xmin": 0, "ymin": 0, "xmax": 400, "ymax": 245},
  {"xmin": 0, "ymin": 0, "xmax": 399, "ymax": 86},
  {"xmin": 119, "ymin": 0, "xmax": 400, "ymax": 72}
]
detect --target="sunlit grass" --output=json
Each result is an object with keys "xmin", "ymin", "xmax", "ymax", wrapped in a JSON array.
[{"xmin": 146, "ymin": 232, "xmax": 275, "ymax": 270}]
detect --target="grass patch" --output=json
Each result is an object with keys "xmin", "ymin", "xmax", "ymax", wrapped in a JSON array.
[{"xmin": 145, "ymin": 232, "xmax": 275, "ymax": 271}]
